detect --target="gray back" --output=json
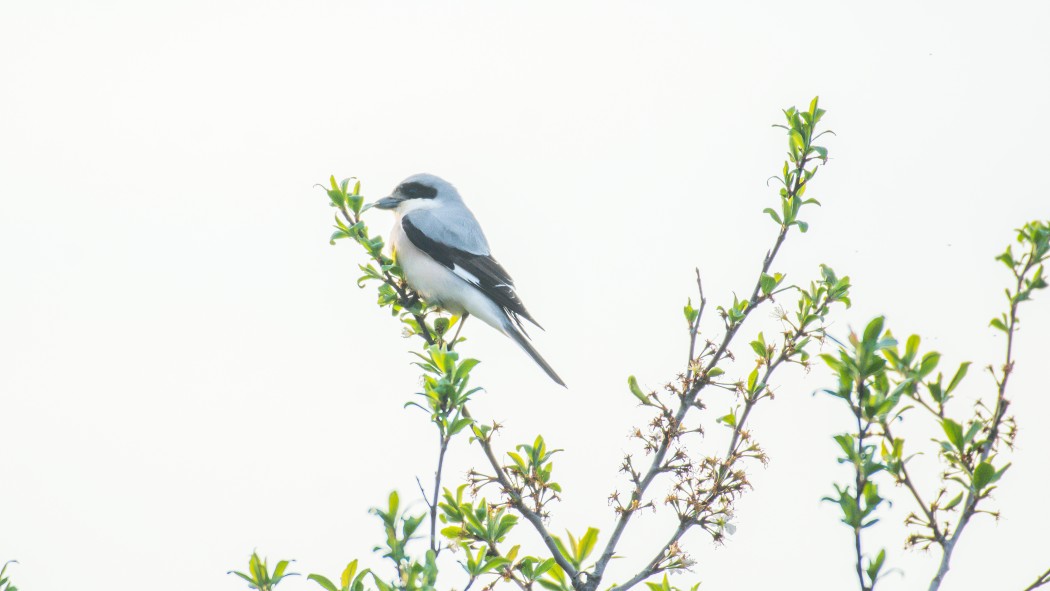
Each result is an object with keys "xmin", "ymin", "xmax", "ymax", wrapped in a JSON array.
[{"xmin": 400, "ymin": 174, "xmax": 491, "ymax": 256}]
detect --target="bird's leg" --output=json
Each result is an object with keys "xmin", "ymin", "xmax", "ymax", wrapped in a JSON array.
[{"xmin": 448, "ymin": 313, "xmax": 469, "ymax": 349}]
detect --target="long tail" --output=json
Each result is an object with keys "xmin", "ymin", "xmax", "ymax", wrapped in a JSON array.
[{"xmin": 502, "ymin": 316, "xmax": 566, "ymax": 387}]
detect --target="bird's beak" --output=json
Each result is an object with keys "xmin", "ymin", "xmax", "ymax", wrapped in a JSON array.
[{"xmin": 372, "ymin": 196, "xmax": 402, "ymax": 210}]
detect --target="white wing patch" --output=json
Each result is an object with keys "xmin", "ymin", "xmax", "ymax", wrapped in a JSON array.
[{"xmin": 452, "ymin": 264, "xmax": 481, "ymax": 286}]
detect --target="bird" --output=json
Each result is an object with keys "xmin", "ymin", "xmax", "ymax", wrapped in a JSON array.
[{"xmin": 372, "ymin": 173, "xmax": 565, "ymax": 387}]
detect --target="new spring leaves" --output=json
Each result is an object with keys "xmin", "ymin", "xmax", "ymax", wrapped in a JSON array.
[
  {"xmin": 307, "ymin": 97, "xmax": 846, "ymax": 591},
  {"xmin": 224, "ymin": 97, "xmax": 1048, "ymax": 591},
  {"xmin": 822, "ymin": 220, "xmax": 1050, "ymax": 591}
]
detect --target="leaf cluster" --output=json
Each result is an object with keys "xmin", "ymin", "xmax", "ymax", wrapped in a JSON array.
[
  {"xmin": 0, "ymin": 561, "xmax": 18, "ymax": 591},
  {"xmin": 408, "ymin": 345, "xmax": 481, "ymax": 439},
  {"xmin": 820, "ymin": 219, "xmax": 1050, "ymax": 591},
  {"xmin": 228, "ymin": 552, "xmax": 298, "ymax": 591}
]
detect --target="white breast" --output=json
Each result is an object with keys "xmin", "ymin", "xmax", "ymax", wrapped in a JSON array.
[{"xmin": 390, "ymin": 216, "xmax": 509, "ymax": 333}]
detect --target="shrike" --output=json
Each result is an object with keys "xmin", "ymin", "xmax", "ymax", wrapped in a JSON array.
[{"xmin": 373, "ymin": 173, "xmax": 565, "ymax": 387}]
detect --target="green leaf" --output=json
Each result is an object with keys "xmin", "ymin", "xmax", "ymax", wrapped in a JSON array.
[
  {"xmin": 387, "ymin": 491, "xmax": 400, "ymax": 522},
  {"xmin": 918, "ymin": 352, "xmax": 941, "ymax": 379},
  {"xmin": 943, "ymin": 492, "xmax": 964, "ymax": 510},
  {"xmin": 862, "ymin": 317, "xmax": 884, "ymax": 347},
  {"xmin": 454, "ymin": 358, "xmax": 480, "ymax": 383},
  {"xmin": 330, "ymin": 230, "xmax": 350, "ymax": 245},
  {"xmin": 628, "ymin": 376, "xmax": 652, "ymax": 406},
  {"xmin": 962, "ymin": 420, "xmax": 982, "ymax": 446},
  {"xmin": 750, "ymin": 338, "xmax": 767, "ymax": 359},
  {"xmin": 348, "ymin": 194, "xmax": 364, "ymax": 215},
  {"xmin": 308, "ymin": 574, "xmax": 340, "ymax": 591},
  {"xmin": 230, "ymin": 572, "xmax": 257, "ymax": 587},
  {"xmin": 865, "ymin": 548, "xmax": 886, "ymax": 585},
  {"xmin": 576, "ymin": 527, "xmax": 599, "ymax": 563},
  {"xmin": 447, "ymin": 418, "xmax": 474, "ymax": 436},
  {"xmin": 341, "ymin": 560, "xmax": 359, "ymax": 589},
  {"xmin": 942, "ymin": 418, "xmax": 964, "ymax": 451},
  {"xmin": 683, "ymin": 298, "xmax": 699, "ymax": 325},
  {"xmin": 973, "ymin": 461, "xmax": 996, "ymax": 491},
  {"xmin": 904, "ymin": 334, "xmax": 920, "ymax": 364},
  {"xmin": 272, "ymin": 560, "xmax": 295, "ymax": 581},
  {"xmin": 759, "ymin": 273, "xmax": 777, "ymax": 295},
  {"xmin": 434, "ymin": 317, "xmax": 450, "ymax": 336}
]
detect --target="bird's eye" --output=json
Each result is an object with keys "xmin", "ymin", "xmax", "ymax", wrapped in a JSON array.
[{"xmin": 399, "ymin": 182, "xmax": 438, "ymax": 200}]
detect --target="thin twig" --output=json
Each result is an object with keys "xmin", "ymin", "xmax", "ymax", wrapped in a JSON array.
[
  {"xmin": 686, "ymin": 268, "xmax": 708, "ymax": 374},
  {"xmin": 429, "ymin": 434, "xmax": 451, "ymax": 554},
  {"xmin": 484, "ymin": 540, "xmax": 531, "ymax": 591},
  {"xmin": 462, "ymin": 407, "xmax": 580, "ymax": 582},
  {"xmin": 448, "ymin": 314, "xmax": 469, "ymax": 351},
  {"xmin": 928, "ymin": 261, "xmax": 1030, "ymax": 591},
  {"xmin": 338, "ymin": 203, "xmax": 436, "ymax": 346},
  {"xmin": 853, "ymin": 395, "xmax": 872, "ymax": 591},
  {"xmin": 592, "ymin": 154, "xmax": 806, "ymax": 587},
  {"xmin": 881, "ymin": 423, "xmax": 944, "ymax": 543},
  {"xmin": 608, "ymin": 521, "xmax": 690, "ymax": 591},
  {"xmin": 1023, "ymin": 566, "xmax": 1050, "ymax": 591},
  {"xmin": 609, "ymin": 314, "xmax": 823, "ymax": 591}
]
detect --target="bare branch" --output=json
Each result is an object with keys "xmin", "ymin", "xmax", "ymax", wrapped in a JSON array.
[{"xmin": 686, "ymin": 268, "xmax": 708, "ymax": 373}]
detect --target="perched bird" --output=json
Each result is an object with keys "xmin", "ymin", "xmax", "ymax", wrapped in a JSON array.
[{"xmin": 373, "ymin": 174, "xmax": 565, "ymax": 386}]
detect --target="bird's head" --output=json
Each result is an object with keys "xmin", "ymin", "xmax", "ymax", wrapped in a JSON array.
[{"xmin": 372, "ymin": 173, "xmax": 463, "ymax": 213}]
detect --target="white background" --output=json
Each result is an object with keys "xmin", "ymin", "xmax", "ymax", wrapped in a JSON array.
[{"xmin": 2, "ymin": 2, "xmax": 1048, "ymax": 590}]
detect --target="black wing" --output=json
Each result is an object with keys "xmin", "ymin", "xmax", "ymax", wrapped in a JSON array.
[{"xmin": 402, "ymin": 216, "xmax": 541, "ymax": 329}]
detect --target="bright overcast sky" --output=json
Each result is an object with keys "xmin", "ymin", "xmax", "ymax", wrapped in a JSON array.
[{"xmin": 2, "ymin": 2, "xmax": 1048, "ymax": 591}]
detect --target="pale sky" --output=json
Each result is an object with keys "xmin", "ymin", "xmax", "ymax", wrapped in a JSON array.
[{"xmin": 1, "ymin": 2, "xmax": 1048, "ymax": 591}]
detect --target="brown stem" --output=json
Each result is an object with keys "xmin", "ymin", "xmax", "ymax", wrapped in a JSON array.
[
  {"xmin": 462, "ymin": 407, "xmax": 580, "ymax": 583},
  {"xmin": 881, "ymin": 423, "xmax": 944, "ymax": 543}
]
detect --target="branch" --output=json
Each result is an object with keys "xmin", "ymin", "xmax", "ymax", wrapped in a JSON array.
[
  {"xmin": 1024, "ymin": 566, "xmax": 1050, "ymax": 591},
  {"xmin": 853, "ymin": 404, "xmax": 872, "ymax": 591},
  {"xmin": 428, "ymin": 434, "xmax": 451, "ymax": 554},
  {"xmin": 593, "ymin": 147, "xmax": 811, "ymax": 585},
  {"xmin": 335, "ymin": 199, "xmax": 436, "ymax": 346},
  {"xmin": 462, "ymin": 407, "xmax": 580, "ymax": 583},
  {"xmin": 881, "ymin": 423, "xmax": 944, "ymax": 543},
  {"xmin": 686, "ymin": 268, "xmax": 708, "ymax": 374},
  {"xmin": 607, "ymin": 521, "xmax": 691, "ymax": 591},
  {"xmin": 928, "ymin": 251, "xmax": 1036, "ymax": 591}
]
